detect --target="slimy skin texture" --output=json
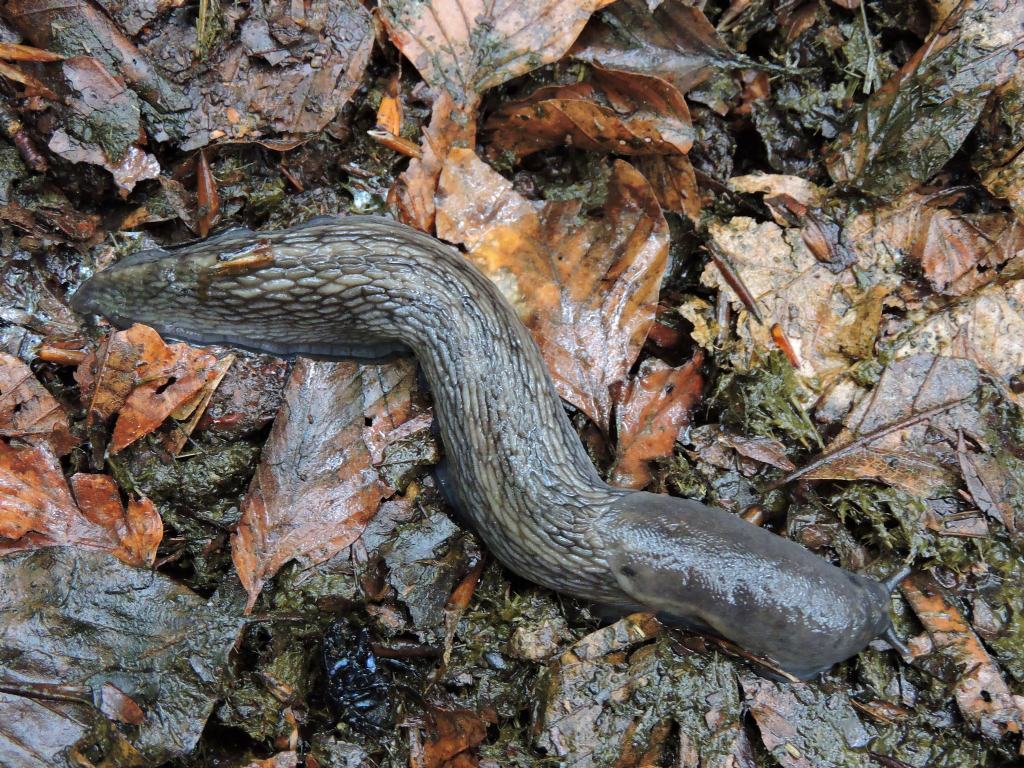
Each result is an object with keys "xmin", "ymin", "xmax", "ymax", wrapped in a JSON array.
[{"xmin": 72, "ymin": 215, "xmax": 893, "ymax": 679}]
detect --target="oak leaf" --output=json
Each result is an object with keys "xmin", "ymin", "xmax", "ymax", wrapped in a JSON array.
[{"xmin": 0, "ymin": 352, "xmax": 77, "ymax": 456}]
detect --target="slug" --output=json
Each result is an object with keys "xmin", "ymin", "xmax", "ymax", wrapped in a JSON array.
[{"xmin": 72, "ymin": 215, "xmax": 901, "ymax": 679}]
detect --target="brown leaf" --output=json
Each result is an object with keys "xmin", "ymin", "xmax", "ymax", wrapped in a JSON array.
[
  {"xmin": 901, "ymin": 572, "xmax": 1024, "ymax": 740},
  {"xmin": 70, "ymin": 474, "xmax": 163, "ymax": 567},
  {"xmin": 611, "ymin": 351, "xmax": 704, "ymax": 489},
  {"xmin": 389, "ymin": 92, "xmax": 476, "ymax": 232},
  {"xmin": 483, "ymin": 66, "xmax": 692, "ymax": 161},
  {"xmin": 231, "ymin": 359, "xmax": 425, "ymax": 612},
  {"xmin": 634, "ymin": 154, "xmax": 702, "ymax": 223},
  {"xmin": 196, "ymin": 149, "xmax": 219, "ymax": 238},
  {"xmin": 437, "ymin": 149, "xmax": 669, "ymax": 430},
  {"xmin": 788, "ymin": 355, "xmax": 982, "ymax": 497},
  {"xmin": 379, "ymin": 0, "xmax": 616, "ymax": 106},
  {"xmin": 0, "ymin": 442, "xmax": 161, "ymax": 565},
  {"xmin": 418, "ymin": 709, "xmax": 487, "ymax": 768},
  {"xmin": 570, "ymin": 0, "xmax": 729, "ymax": 99},
  {"xmin": 740, "ymin": 677, "xmax": 871, "ymax": 767},
  {"xmin": 77, "ymin": 324, "xmax": 226, "ymax": 455},
  {"xmin": 0, "ymin": 352, "xmax": 77, "ymax": 456},
  {"xmin": 958, "ymin": 437, "xmax": 1022, "ymax": 535}
]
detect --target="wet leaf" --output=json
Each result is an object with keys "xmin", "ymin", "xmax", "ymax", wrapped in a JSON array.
[
  {"xmin": 47, "ymin": 56, "xmax": 161, "ymax": 194},
  {"xmin": 417, "ymin": 708, "xmax": 487, "ymax": 768},
  {"xmin": 893, "ymin": 280, "xmax": 1024, "ymax": 385},
  {"xmin": 69, "ymin": 473, "xmax": 162, "ymax": 567},
  {"xmin": 901, "ymin": 571, "xmax": 1024, "ymax": 740},
  {"xmin": 826, "ymin": 0, "xmax": 1024, "ymax": 196},
  {"xmin": 0, "ymin": 547, "xmax": 245, "ymax": 766},
  {"xmin": 483, "ymin": 66, "xmax": 692, "ymax": 161},
  {"xmin": 388, "ymin": 92, "xmax": 476, "ymax": 232},
  {"xmin": 232, "ymin": 359, "xmax": 426, "ymax": 612},
  {"xmin": 740, "ymin": 676, "xmax": 872, "ymax": 767},
  {"xmin": 634, "ymin": 153, "xmax": 702, "ymax": 222},
  {"xmin": 76, "ymin": 324, "xmax": 226, "ymax": 455},
  {"xmin": 791, "ymin": 355, "xmax": 982, "ymax": 497},
  {"xmin": 701, "ymin": 217, "xmax": 895, "ymax": 382},
  {"xmin": 379, "ymin": 0, "xmax": 616, "ymax": 107},
  {"xmin": 570, "ymin": 0, "xmax": 730, "ymax": 99},
  {"xmin": 611, "ymin": 351, "xmax": 704, "ymax": 489},
  {"xmin": 0, "ymin": 441, "xmax": 161, "ymax": 566},
  {"xmin": 538, "ymin": 617, "xmax": 753, "ymax": 768},
  {"xmin": 437, "ymin": 149, "xmax": 669, "ymax": 430},
  {"xmin": 0, "ymin": 352, "xmax": 77, "ymax": 456}
]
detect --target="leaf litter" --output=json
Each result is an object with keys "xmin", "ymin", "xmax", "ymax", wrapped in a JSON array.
[{"xmin": 0, "ymin": 0, "xmax": 1023, "ymax": 765}]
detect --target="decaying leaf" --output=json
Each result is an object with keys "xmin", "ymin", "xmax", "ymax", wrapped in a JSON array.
[
  {"xmin": 379, "ymin": 0, "xmax": 616, "ymax": 106},
  {"xmin": 0, "ymin": 547, "xmax": 244, "ymax": 766},
  {"xmin": 740, "ymin": 677, "xmax": 872, "ymax": 768},
  {"xmin": 0, "ymin": 352, "xmax": 77, "ymax": 456},
  {"xmin": 437, "ymin": 149, "xmax": 669, "ymax": 430},
  {"xmin": 635, "ymin": 154, "xmax": 702, "ymax": 222},
  {"xmin": 701, "ymin": 217, "xmax": 896, "ymax": 383},
  {"xmin": 538, "ymin": 614, "xmax": 753, "ymax": 768},
  {"xmin": 483, "ymin": 66, "xmax": 692, "ymax": 161},
  {"xmin": 826, "ymin": 0, "xmax": 1024, "ymax": 196},
  {"xmin": 570, "ymin": 0, "xmax": 730, "ymax": 100},
  {"xmin": 380, "ymin": 0, "xmax": 615, "ymax": 230},
  {"xmin": 901, "ymin": 571, "xmax": 1024, "ymax": 740},
  {"xmin": 0, "ymin": 440, "xmax": 161, "ymax": 566},
  {"xmin": 232, "ymin": 358, "xmax": 426, "ymax": 612},
  {"xmin": 611, "ymin": 351, "xmax": 704, "ymax": 489},
  {"xmin": 416, "ymin": 708, "xmax": 487, "ymax": 768},
  {"xmin": 792, "ymin": 355, "xmax": 982, "ymax": 497},
  {"xmin": 892, "ymin": 280, "xmax": 1024, "ymax": 384}
]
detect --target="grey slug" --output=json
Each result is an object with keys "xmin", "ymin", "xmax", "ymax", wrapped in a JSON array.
[{"xmin": 72, "ymin": 214, "xmax": 902, "ymax": 679}]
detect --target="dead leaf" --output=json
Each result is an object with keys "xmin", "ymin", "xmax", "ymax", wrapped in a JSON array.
[
  {"xmin": 634, "ymin": 154, "xmax": 702, "ymax": 223},
  {"xmin": 231, "ymin": 358, "xmax": 426, "ymax": 612},
  {"xmin": 701, "ymin": 216, "xmax": 896, "ymax": 382},
  {"xmin": 379, "ymin": 0, "xmax": 616, "ymax": 107},
  {"xmin": 611, "ymin": 351, "xmax": 704, "ymax": 489},
  {"xmin": 69, "ymin": 473, "xmax": 162, "ymax": 567},
  {"xmin": 196, "ymin": 149, "xmax": 219, "ymax": 238},
  {"xmin": 483, "ymin": 66, "xmax": 692, "ymax": 161},
  {"xmin": 0, "ymin": 441, "xmax": 161, "ymax": 566},
  {"xmin": 0, "ymin": 547, "xmax": 245, "ymax": 765},
  {"xmin": 893, "ymin": 280, "xmax": 1024, "ymax": 384},
  {"xmin": 901, "ymin": 571, "xmax": 1024, "ymax": 740},
  {"xmin": 77, "ymin": 324, "xmax": 226, "ymax": 455},
  {"xmin": 380, "ymin": 0, "xmax": 615, "ymax": 229},
  {"xmin": 786, "ymin": 355, "xmax": 982, "ymax": 497},
  {"xmin": 0, "ymin": 352, "xmax": 77, "ymax": 456},
  {"xmin": 437, "ymin": 149, "xmax": 669, "ymax": 430},
  {"xmin": 688, "ymin": 424, "xmax": 796, "ymax": 475},
  {"xmin": 570, "ymin": 0, "xmax": 729, "ymax": 100},
  {"xmin": 418, "ymin": 708, "xmax": 487, "ymax": 768},
  {"xmin": 826, "ymin": 0, "xmax": 1024, "ymax": 196},
  {"xmin": 388, "ymin": 92, "xmax": 476, "ymax": 232},
  {"xmin": 958, "ymin": 435, "xmax": 1023, "ymax": 535},
  {"xmin": 740, "ymin": 677, "xmax": 872, "ymax": 767}
]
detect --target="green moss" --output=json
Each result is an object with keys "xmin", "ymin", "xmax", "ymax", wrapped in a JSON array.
[{"xmin": 711, "ymin": 352, "xmax": 823, "ymax": 450}]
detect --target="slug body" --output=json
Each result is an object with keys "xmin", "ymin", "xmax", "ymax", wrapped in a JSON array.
[{"xmin": 73, "ymin": 215, "xmax": 893, "ymax": 679}]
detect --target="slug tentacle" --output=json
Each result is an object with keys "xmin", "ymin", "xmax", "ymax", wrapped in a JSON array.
[{"xmin": 72, "ymin": 214, "xmax": 897, "ymax": 679}]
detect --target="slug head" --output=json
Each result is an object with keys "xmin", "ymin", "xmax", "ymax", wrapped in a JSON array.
[{"xmin": 600, "ymin": 491, "xmax": 894, "ymax": 680}]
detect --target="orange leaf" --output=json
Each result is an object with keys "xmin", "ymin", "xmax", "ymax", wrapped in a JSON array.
[
  {"xmin": 0, "ymin": 352, "xmax": 77, "ymax": 456},
  {"xmin": 231, "ymin": 359, "xmax": 426, "ymax": 612},
  {"xmin": 611, "ymin": 351, "xmax": 704, "ymax": 489},
  {"xmin": 0, "ymin": 442, "xmax": 161, "ymax": 566},
  {"xmin": 437, "ymin": 149, "xmax": 669, "ymax": 430}
]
